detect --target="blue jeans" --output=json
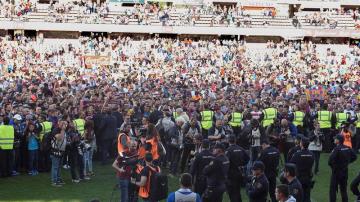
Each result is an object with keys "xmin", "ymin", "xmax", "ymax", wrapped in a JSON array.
[
  {"xmin": 28, "ymin": 150, "xmax": 39, "ymax": 172},
  {"xmin": 83, "ymin": 148, "xmax": 94, "ymax": 174},
  {"xmin": 118, "ymin": 178, "xmax": 129, "ymax": 202},
  {"xmin": 50, "ymin": 155, "xmax": 62, "ymax": 183}
]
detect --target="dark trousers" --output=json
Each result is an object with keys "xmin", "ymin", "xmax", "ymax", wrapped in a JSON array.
[
  {"xmin": 355, "ymin": 129, "xmax": 360, "ymax": 152},
  {"xmin": 0, "ymin": 149, "xmax": 12, "ymax": 177},
  {"xmin": 350, "ymin": 171, "xmax": 360, "ymax": 197},
  {"xmin": 168, "ymin": 146, "xmax": 181, "ymax": 175},
  {"xmin": 180, "ymin": 144, "xmax": 194, "ymax": 173},
  {"xmin": 227, "ymin": 179, "xmax": 242, "ymax": 202},
  {"xmin": 322, "ymin": 128, "xmax": 333, "ymax": 153},
  {"xmin": 312, "ymin": 151, "xmax": 320, "ymax": 174},
  {"xmin": 268, "ymin": 175, "xmax": 277, "ymax": 202},
  {"xmin": 12, "ymin": 147, "xmax": 21, "ymax": 172},
  {"xmin": 330, "ymin": 171, "xmax": 348, "ymax": 202},
  {"xmin": 299, "ymin": 178, "xmax": 312, "ymax": 202},
  {"xmin": 28, "ymin": 150, "xmax": 39, "ymax": 172},
  {"xmin": 194, "ymin": 176, "xmax": 207, "ymax": 196},
  {"xmin": 100, "ymin": 139, "xmax": 112, "ymax": 165},
  {"xmin": 203, "ymin": 186, "xmax": 225, "ymax": 202},
  {"xmin": 69, "ymin": 150, "xmax": 84, "ymax": 180},
  {"xmin": 39, "ymin": 149, "xmax": 51, "ymax": 172}
]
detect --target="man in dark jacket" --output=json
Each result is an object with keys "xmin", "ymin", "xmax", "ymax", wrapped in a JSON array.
[
  {"xmin": 329, "ymin": 135, "xmax": 357, "ymax": 202},
  {"xmin": 99, "ymin": 108, "xmax": 118, "ymax": 165}
]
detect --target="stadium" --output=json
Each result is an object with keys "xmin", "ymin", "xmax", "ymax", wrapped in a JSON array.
[{"xmin": 0, "ymin": 0, "xmax": 360, "ymax": 202}]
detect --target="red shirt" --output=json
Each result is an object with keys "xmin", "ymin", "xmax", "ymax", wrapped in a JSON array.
[{"xmin": 116, "ymin": 150, "xmax": 137, "ymax": 179}]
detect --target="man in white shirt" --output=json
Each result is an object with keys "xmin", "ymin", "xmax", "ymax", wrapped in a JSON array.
[
  {"xmin": 167, "ymin": 173, "xmax": 201, "ymax": 202},
  {"xmin": 275, "ymin": 184, "xmax": 297, "ymax": 202}
]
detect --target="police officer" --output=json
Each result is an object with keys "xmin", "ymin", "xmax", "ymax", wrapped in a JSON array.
[
  {"xmin": 290, "ymin": 137, "xmax": 314, "ymax": 202},
  {"xmin": 328, "ymin": 135, "xmax": 357, "ymax": 202},
  {"xmin": 287, "ymin": 135, "xmax": 302, "ymax": 162},
  {"xmin": 350, "ymin": 171, "xmax": 360, "ymax": 201},
  {"xmin": 226, "ymin": 135, "xmax": 249, "ymax": 202},
  {"xmin": 246, "ymin": 161, "xmax": 269, "ymax": 202},
  {"xmin": 282, "ymin": 163, "xmax": 303, "ymax": 202},
  {"xmin": 202, "ymin": 143, "xmax": 229, "ymax": 202},
  {"xmin": 258, "ymin": 139, "xmax": 280, "ymax": 202},
  {"xmin": 190, "ymin": 139, "xmax": 214, "ymax": 196}
]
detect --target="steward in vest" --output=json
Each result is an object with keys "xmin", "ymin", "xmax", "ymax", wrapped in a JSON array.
[
  {"xmin": 317, "ymin": 110, "xmax": 333, "ymax": 129},
  {"xmin": 145, "ymin": 124, "xmax": 160, "ymax": 161},
  {"xmin": 317, "ymin": 107, "xmax": 338, "ymax": 152},
  {"xmin": 262, "ymin": 107, "xmax": 278, "ymax": 128},
  {"xmin": 0, "ymin": 117, "xmax": 15, "ymax": 177},
  {"xmin": 200, "ymin": 109, "xmax": 214, "ymax": 131},
  {"xmin": 293, "ymin": 111, "xmax": 305, "ymax": 127},
  {"xmin": 73, "ymin": 117, "xmax": 85, "ymax": 137},
  {"xmin": 118, "ymin": 123, "xmax": 131, "ymax": 157},
  {"xmin": 131, "ymin": 153, "xmax": 162, "ymax": 201},
  {"xmin": 40, "ymin": 121, "xmax": 53, "ymax": 142},
  {"xmin": 229, "ymin": 112, "xmax": 242, "ymax": 128},
  {"xmin": 336, "ymin": 112, "xmax": 349, "ymax": 129},
  {"xmin": 356, "ymin": 112, "xmax": 360, "ymax": 129}
]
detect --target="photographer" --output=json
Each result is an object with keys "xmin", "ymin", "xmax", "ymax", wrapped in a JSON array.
[
  {"xmin": 50, "ymin": 120, "xmax": 67, "ymax": 187},
  {"xmin": 68, "ymin": 121, "xmax": 86, "ymax": 183},
  {"xmin": 180, "ymin": 117, "xmax": 201, "ymax": 173},
  {"xmin": 167, "ymin": 117, "xmax": 185, "ymax": 176},
  {"xmin": 112, "ymin": 140, "xmax": 138, "ymax": 202},
  {"xmin": 308, "ymin": 121, "xmax": 324, "ymax": 175},
  {"xmin": 208, "ymin": 119, "xmax": 226, "ymax": 144},
  {"xmin": 249, "ymin": 119, "xmax": 263, "ymax": 163}
]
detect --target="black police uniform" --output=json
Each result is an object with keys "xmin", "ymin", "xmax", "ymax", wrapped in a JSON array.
[
  {"xmin": 258, "ymin": 146, "xmax": 280, "ymax": 202},
  {"xmin": 287, "ymin": 145, "xmax": 301, "ymax": 162},
  {"xmin": 226, "ymin": 144, "xmax": 250, "ymax": 202},
  {"xmin": 351, "ymin": 171, "xmax": 360, "ymax": 201},
  {"xmin": 247, "ymin": 173, "xmax": 269, "ymax": 202},
  {"xmin": 203, "ymin": 153, "xmax": 230, "ymax": 202},
  {"xmin": 328, "ymin": 143, "xmax": 357, "ymax": 202},
  {"xmin": 288, "ymin": 177, "xmax": 304, "ymax": 202},
  {"xmin": 190, "ymin": 149, "xmax": 214, "ymax": 196},
  {"xmin": 290, "ymin": 149, "xmax": 314, "ymax": 202}
]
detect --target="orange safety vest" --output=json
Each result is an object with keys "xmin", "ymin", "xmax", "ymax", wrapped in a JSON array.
[
  {"xmin": 138, "ymin": 166, "xmax": 160, "ymax": 199},
  {"xmin": 146, "ymin": 137, "xmax": 159, "ymax": 160},
  {"xmin": 343, "ymin": 132, "xmax": 352, "ymax": 148},
  {"xmin": 117, "ymin": 133, "xmax": 130, "ymax": 156},
  {"xmin": 138, "ymin": 146, "xmax": 146, "ymax": 159}
]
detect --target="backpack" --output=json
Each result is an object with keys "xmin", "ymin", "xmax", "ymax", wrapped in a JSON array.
[{"xmin": 149, "ymin": 167, "xmax": 168, "ymax": 201}]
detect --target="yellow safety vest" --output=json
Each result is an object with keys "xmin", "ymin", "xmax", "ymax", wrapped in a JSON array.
[
  {"xmin": 336, "ymin": 113, "xmax": 348, "ymax": 129},
  {"xmin": 173, "ymin": 112, "xmax": 179, "ymax": 120},
  {"xmin": 356, "ymin": 113, "xmax": 360, "ymax": 128},
  {"xmin": 229, "ymin": 112, "xmax": 242, "ymax": 127},
  {"xmin": 0, "ymin": 125, "xmax": 15, "ymax": 150},
  {"xmin": 40, "ymin": 121, "xmax": 52, "ymax": 141},
  {"xmin": 73, "ymin": 119, "xmax": 85, "ymax": 136},
  {"xmin": 200, "ymin": 110, "xmax": 214, "ymax": 130},
  {"xmin": 318, "ymin": 111, "xmax": 332, "ymax": 129},
  {"xmin": 262, "ymin": 108, "xmax": 277, "ymax": 127},
  {"xmin": 293, "ymin": 111, "xmax": 305, "ymax": 127}
]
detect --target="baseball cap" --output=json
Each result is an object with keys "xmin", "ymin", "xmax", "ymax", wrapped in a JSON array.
[{"xmin": 14, "ymin": 114, "xmax": 22, "ymax": 121}]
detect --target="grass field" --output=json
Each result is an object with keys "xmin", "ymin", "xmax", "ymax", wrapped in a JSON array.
[{"xmin": 0, "ymin": 153, "xmax": 359, "ymax": 202}]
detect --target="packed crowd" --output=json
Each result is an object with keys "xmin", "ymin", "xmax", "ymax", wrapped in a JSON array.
[
  {"xmin": 0, "ymin": 0, "xmax": 35, "ymax": 19},
  {"xmin": 0, "ymin": 34, "xmax": 360, "ymax": 202}
]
